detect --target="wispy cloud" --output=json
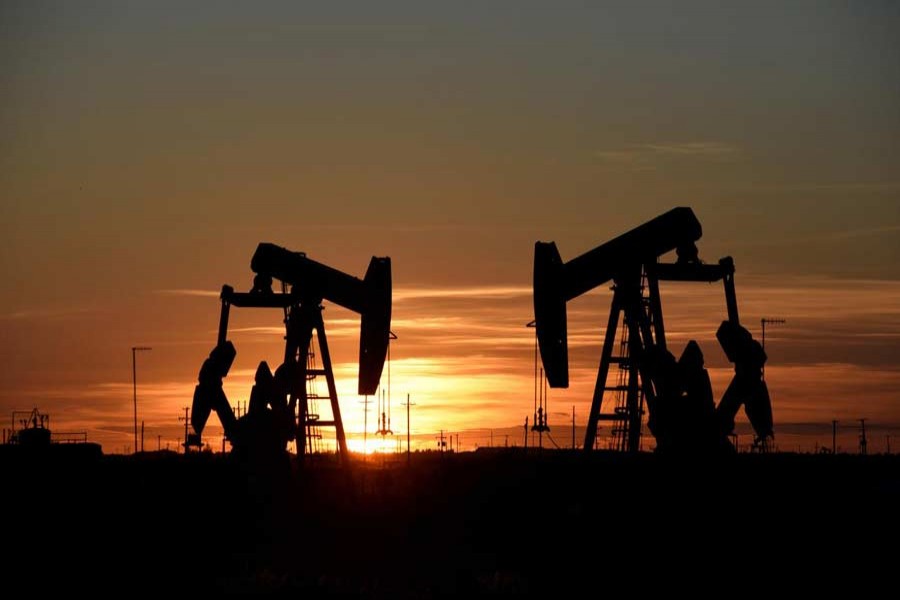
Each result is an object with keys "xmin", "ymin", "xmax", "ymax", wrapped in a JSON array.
[
  {"xmin": 156, "ymin": 286, "xmax": 532, "ymax": 303},
  {"xmin": 730, "ymin": 224, "xmax": 900, "ymax": 248},
  {"xmin": 595, "ymin": 141, "xmax": 741, "ymax": 169},
  {"xmin": 0, "ymin": 307, "xmax": 95, "ymax": 320},
  {"xmin": 154, "ymin": 289, "xmax": 220, "ymax": 298},
  {"xmin": 394, "ymin": 285, "xmax": 531, "ymax": 302},
  {"xmin": 10, "ymin": 275, "xmax": 900, "ymax": 454},
  {"xmin": 826, "ymin": 224, "xmax": 900, "ymax": 240},
  {"xmin": 740, "ymin": 181, "xmax": 900, "ymax": 195},
  {"xmin": 226, "ymin": 326, "xmax": 288, "ymax": 335},
  {"xmin": 638, "ymin": 141, "xmax": 741, "ymax": 157}
]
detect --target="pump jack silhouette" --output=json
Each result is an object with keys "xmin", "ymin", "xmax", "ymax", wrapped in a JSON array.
[
  {"xmin": 190, "ymin": 243, "xmax": 392, "ymax": 464},
  {"xmin": 533, "ymin": 207, "xmax": 773, "ymax": 453}
]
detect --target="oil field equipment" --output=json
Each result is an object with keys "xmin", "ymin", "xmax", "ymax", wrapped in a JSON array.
[
  {"xmin": 533, "ymin": 207, "xmax": 773, "ymax": 453},
  {"xmin": 190, "ymin": 243, "xmax": 391, "ymax": 464}
]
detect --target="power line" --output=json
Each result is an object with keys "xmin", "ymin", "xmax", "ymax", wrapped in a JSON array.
[{"xmin": 545, "ymin": 432, "xmax": 562, "ymax": 450}]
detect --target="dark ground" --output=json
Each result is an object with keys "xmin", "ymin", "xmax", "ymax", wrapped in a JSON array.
[{"xmin": 3, "ymin": 448, "xmax": 898, "ymax": 597}]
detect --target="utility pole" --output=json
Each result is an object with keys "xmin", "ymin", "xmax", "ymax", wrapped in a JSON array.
[
  {"xmin": 401, "ymin": 394, "xmax": 415, "ymax": 465},
  {"xmin": 140, "ymin": 420, "xmax": 144, "ymax": 453},
  {"xmin": 179, "ymin": 407, "xmax": 190, "ymax": 454},
  {"xmin": 362, "ymin": 395, "xmax": 369, "ymax": 456},
  {"xmin": 832, "ymin": 419, "xmax": 838, "ymax": 454},
  {"xmin": 131, "ymin": 346, "xmax": 152, "ymax": 455},
  {"xmin": 859, "ymin": 418, "xmax": 868, "ymax": 455},
  {"xmin": 524, "ymin": 417, "xmax": 528, "ymax": 449},
  {"xmin": 157, "ymin": 434, "xmax": 161, "ymax": 451}
]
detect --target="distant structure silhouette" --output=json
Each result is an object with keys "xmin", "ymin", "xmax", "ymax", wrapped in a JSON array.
[
  {"xmin": 533, "ymin": 207, "xmax": 774, "ymax": 454},
  {"xmin": 526, "ymin": 320, "xmax": 550, "ymax": 448},
  {"xmin": 374, "ymin": 332, "xmax": 397, "ymax": 444},
  {"xmin": 190, "ymin": 243, "xmax": 392, "ymax": 465},
  {"xmin": 759, "ymin": 317, "xmax": 786, "ymax": 379},
  {"xmin": 8, "ymin": 408, "xmax": 51, "ymax": 448},
  {"xmin": 2, "ymin": 407, "xmax": 101, "ymax": 457}
]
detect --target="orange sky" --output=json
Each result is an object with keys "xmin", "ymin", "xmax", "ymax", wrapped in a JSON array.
[{"xmin": 1, "ymin": 2, "xmax": 898, "ymax": 453}]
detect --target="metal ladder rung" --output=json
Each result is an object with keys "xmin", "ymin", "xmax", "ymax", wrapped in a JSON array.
[
  {"xmin": 605, "ymin": 385, "xmax": 630, "ymax": 392},
  {"xmin": 594, "ymin": 414, "xmax": 626, "ymax": 421}
]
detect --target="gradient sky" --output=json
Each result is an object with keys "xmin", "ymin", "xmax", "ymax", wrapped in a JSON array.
[{"xmin": 2, "ymin": 1, "xmax": 898, "ymax": 453}]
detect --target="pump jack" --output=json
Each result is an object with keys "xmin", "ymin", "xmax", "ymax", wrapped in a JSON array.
[
  {"xmin": 534, "ymin": 207, "xmax": 773, "ymax": 453},
  {"xmin": 190, "ymin": 243, "xmax": 392, "ymax": 464}
]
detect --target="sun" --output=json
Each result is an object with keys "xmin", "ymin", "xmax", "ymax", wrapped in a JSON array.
[{"xmin": 346, "ymin": 435, "xmax": 400, "ymax": 455}]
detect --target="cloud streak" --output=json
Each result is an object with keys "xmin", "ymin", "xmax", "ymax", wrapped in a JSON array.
[
  {"xmin": 638, "ymin": 141, "xmax": 741, "ymax": 157},
  {"xmin": 740, "ymin": 181, "xmax": 900, "ymax": 195},
  {"xmin": 394, "ymin": 285, "xmax": 531, "ymax": 302},
  {"xmin": 154, "ymin": 289, "xmax": 220, "ymax": 298},
  {"xmin": 0, "ymin": 307, "xmax": 96, "ymax": 320},
  {"xmin": 6, "ymin": 274, "xmax": 899, "ymax": 454},
  {"xmin": 595, "ymin": 141, "xmax": 741, "ymax": 169},
  {"xmin": 730, "ymin": 225, "xmax": 900, "ymax": 248}
]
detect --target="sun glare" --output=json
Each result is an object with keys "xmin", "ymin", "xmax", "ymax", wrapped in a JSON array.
[{"xmin": 346, "ymin": 436, "xmax": 400, "ymax": 455}]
